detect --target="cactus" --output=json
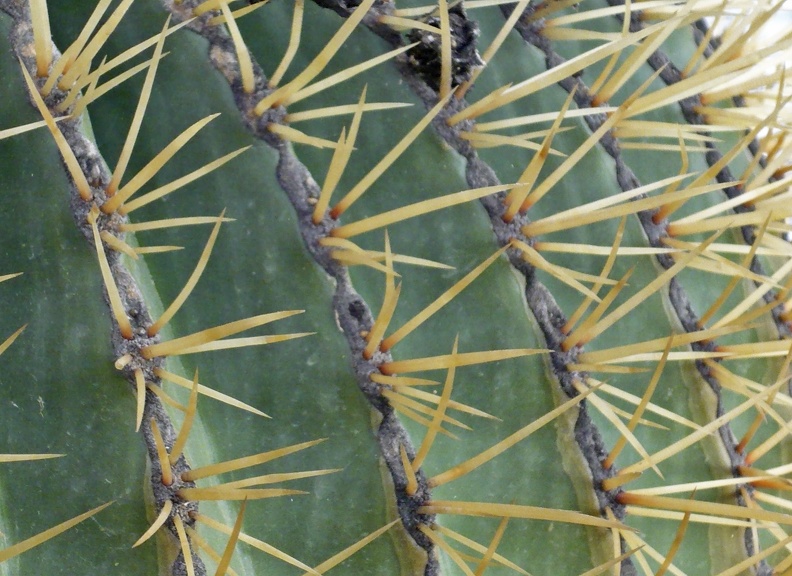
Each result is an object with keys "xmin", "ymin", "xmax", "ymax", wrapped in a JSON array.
[{"xmin": 1, "ymin": 0, "xmax": 792, "ymax": 574}]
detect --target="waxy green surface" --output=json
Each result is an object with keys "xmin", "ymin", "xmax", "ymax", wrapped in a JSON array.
[{"xmin": 0, "ymin": 1, "xmax": 788, "ymax": 575}]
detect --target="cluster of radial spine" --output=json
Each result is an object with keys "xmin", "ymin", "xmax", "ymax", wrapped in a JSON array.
[
  {"xmin": 2, "ymin": 1, "xmax": 393, "ymax": 574},
  {"xmin": 166, "ymin": 0, "xmax": 792, "ymax": 573},
  {"xmin": 3, "ymin": 0, "xmax": 792, "ymax": 574},
  {"xmin": 142, "ymin": 4, "xmax": 792, "ymax": 573},
  {"xmin": 509, "ymin": 10, "xmax": 785, "ymax": 573},
  {"xmin": 155, "ymin": 0, "xmax": 618, "ymax": 573},
  {"xmin": 511, "ymin": 6, "xmax": 792, "ymax": 574}
]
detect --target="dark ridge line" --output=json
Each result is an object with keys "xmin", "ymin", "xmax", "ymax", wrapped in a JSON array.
[
  {"xmin": 303, "ymin": 1, "xmax": 639, "ymax": 573},
  {"xmin": 1, "ymin": 4, "xmax": 204, "ymax": 575},
  {"xmin": 508, "ymin": 4, "xmax": 771, "ymax": 571},
  {"xmin": 688, "ymin": 21, "xmax": 792, "ymax": 341},
  {"xmin": 164, "ymin": 0, "xmax": 635, "ymax": 573},
  {"xmin": 617, "ymin": 6, "xmax": 788, "ymax": 568},
  {"xmin": 161, "ymin": 1, "xmax": 441, "ymax": 574},
  {"xmin": 607, "ymin": 0, "xmax": 792, "ymax": 339}
]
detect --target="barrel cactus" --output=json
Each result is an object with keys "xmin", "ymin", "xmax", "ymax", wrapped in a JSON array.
[{"xmin": 1, "ymin": 0, "xmax": 791, "ymax": 574}]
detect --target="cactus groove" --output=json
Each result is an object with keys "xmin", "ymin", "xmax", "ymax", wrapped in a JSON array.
[{"xmin": 1, "ymin": 0, "xmax": 792, "ymax": 575}]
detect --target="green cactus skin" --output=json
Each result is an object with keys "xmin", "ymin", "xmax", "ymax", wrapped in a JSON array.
[{"xmin": 1, "ymin": 0, "xmax": 791, "ymax": 575}]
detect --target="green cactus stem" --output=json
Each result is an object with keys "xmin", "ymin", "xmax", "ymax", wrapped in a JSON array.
[{"xmin": 1, "ymin": 0, "xmax": 792, "ymax": 575}]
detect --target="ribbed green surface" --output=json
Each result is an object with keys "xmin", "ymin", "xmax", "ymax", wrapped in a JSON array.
[
  {"xmin": 240, "ymin": 2, "xmax": 595, "ymax": 573},
  {"xmin": 48, "ymin": 2, "xmax": 404, "ymax": 573},
  {"xmin": 0, "ymin": 15, "xmax": 154, "ymax": 574},
  {"xmin": 1, "ymin": 1, "xmax": 790, "ymax": 575}
]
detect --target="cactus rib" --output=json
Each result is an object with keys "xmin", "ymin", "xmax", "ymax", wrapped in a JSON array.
[
  {"xmin": 6, "ymin": 12, "xmax": 208, "ymax": 574},
  {"xmin": 159, "ymin": 3, "xmax": 449, "ymax": 572},
  {"xmin": 508, "ymin": 10, "xmax": 777, "ymax": 571},
  {"xmin": 145, "ymin": 0, "xmax": 792, "ymax": 572},
  {"xmin": 1, "ymin": 4, "xmax": 321, "ymax": 574},
  {"xmin": 161, "ymin": 0, "xmax": 634, "ymax": 572}
]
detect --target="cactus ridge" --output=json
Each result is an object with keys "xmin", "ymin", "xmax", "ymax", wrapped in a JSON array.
[
  {"xmin": 164, "ymin": 1, "xmax": 631, "ymax": 573},
  {"xmin": 508, "ymin": 7, "xmax": 792, "ymax": 572},
  {"xmin": 7, "ymin": 7, "xmax": 213, "ymax": 573},
  {"xmin": 182, "ymin": 2, "xmax": 792, "ymax": 573},
  {"xmin": 161, "ymin": 3, "xmax": 481, "ymax": 573},
  {"xmin": 295, "ymin": 1, "xmax": 780, "ymax": 572},
  {"xmin": 2, "ymin": 3, "xmax": 342, "ymax": 574},
  {"xmin": 2, "ymin": 0, "xmax": 792, "ymax": 574},
  {"xmin": 508, "ymin": 9, "xmax": 776, "ymax": 572},
  {"xmin": 157, "ymin": 1, "xmax": 729, "ymax": 573},
  {"xmin": 596, "ymin": 0, "xmax": 792, "ymax": 295}
]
